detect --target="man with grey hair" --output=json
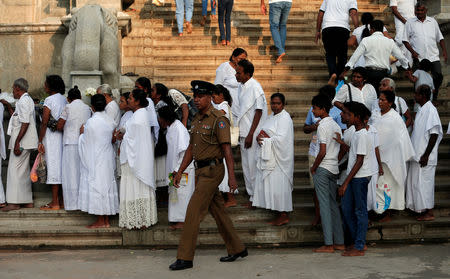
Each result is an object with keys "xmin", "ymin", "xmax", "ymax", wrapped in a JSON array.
[
  {"xmin": 97, "ymin": 84, "xmax": 120, "ymax": 127},
  {"xmin": 377, "ymin": 77, "xmax": 412, "ymax": 128},
  {"xmin": 1, "ymin": 78, "xmax": 38, "ymax": 212}
]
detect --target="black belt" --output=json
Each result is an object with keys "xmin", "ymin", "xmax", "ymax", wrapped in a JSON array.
[
  {"xmin": 366, "ymin": 67, "xmax": 388, "ymax": 72},
  {"xmin": 194, "ymin": 158, "xmax": 223, "ymax": 169}
]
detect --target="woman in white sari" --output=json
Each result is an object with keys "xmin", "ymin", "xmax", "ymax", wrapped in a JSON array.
[
  {"xmin": 38, "ymin": 75, "xmax": 68, "ymax": 210},
  {"xmin": 118, "ymin": 89, "xmax": 157, "ymax": 229},
  {"xmin": 371, "ymin": 90, "xmax": 415, "ymax": 221},
  {"xmin": 79, "ymin": 94, "xmax": 119, "ymax": 228},
  {"xmin": 254, "ymin": 93, "xmax": 294, "ymax": 226},
  {"xmin": 158, "ymin": 106, "xmax": 195, "ymax": 230}
]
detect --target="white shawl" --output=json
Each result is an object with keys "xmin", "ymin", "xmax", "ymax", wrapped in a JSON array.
[
  {"xmin": 146, "ymin": 98, "xmax": 160, "ymax": 143},
  {"xmin": 372, "ymin": 108, "xmax": 415, "ymax": 186},
  {"xmin": 165, "ymin": 120, "xmax": 190, "ymax": 173},
  {"xmin": 120, "ymin": 108, "xmax": 155, "ymax": 188},
  {"xmin": 78, "ymin": 111, "xmax": 116, "ymax": 196},
  {"xmin": 410, "ymin": 101, "xmax": 443, "ymax": 165},
  {"xmin": 257, "ymin": 110, "xmax": 294, "ymax": 185}
]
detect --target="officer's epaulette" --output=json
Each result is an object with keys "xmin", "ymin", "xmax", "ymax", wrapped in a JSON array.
[{"xmin": 210, "ymin": 108, "xmax": 226, "ymax": 118}]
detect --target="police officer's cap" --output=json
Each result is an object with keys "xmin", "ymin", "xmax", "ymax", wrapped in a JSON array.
[{"xmin": 191, "ymin": 80, "xmax": 217, "ymax": 95}]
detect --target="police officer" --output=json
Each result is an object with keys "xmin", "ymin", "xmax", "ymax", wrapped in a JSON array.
[{"xmin": 169, "ymin": 80, "xmax": 247, "ymax": 271}]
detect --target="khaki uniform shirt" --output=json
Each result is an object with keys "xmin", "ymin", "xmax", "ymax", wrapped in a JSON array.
[{"xmin": 190, "ymin": 106, "xmax": 231, "ymax": 161}]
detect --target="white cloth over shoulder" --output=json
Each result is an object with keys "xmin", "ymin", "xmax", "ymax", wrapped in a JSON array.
[
  {"xmin": 146, "ymin": 98, "xmax": 160, "ymax": 143},
  {"xmin": 253, "ymin": 110, "xmax": 294, "ymax": 212},
  {"xmin": 215, "ymin": 61, "xmax": 240, "ymax": 121},
  {"xmin": 105, "ymin": 100, "xmax": 121, "ymax": 127},
  {"xmin": 237, "ymin": 78, "xmax": 267, "ymax": 137},
  {"xmin": 166, "ymin": 120, "xmax": 195, "ymax": 222},
  {"xmin": 60, "ymin": 99, "xmax": 92, "ymax": 145},
  {"xmin": 78, "ymin": 111, "xmax": 119, "ymax": 215},
  {"xmin": 120, "ymin": 108, "xmax": 155, "ymax": 188}
]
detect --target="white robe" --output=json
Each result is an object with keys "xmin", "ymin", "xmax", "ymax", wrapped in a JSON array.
[
  {"xmin": 214, "ymin": 61, "xmax": 240, "ymax": 122},
  {"xmin": 119, "ymin": 108, "xmax": 157, "ymax": 228},
  {"xmin": 214, "ymin": 101, "xmax": 231, "ymax": 193},
  {"xmin": 0, "ymin": 104, "xmax": 6, "ymax": 203},
  {"xmin": 146, "ymin": 97, "xmax": 160, "ymax": 143},
  {"xmin": 115, "ymin": 110, "xmax": 133, "ymax": 178},
  {"xmin": 105, "ymin": 100, "xmax": 121, "ymax": 128},
  {"xmin": 406, "ymin": 101, "xmax": 443, "ymax": 212},
  {"xmin": 372, "ymin": 109, "xmax": 415, "ymax": 213},
  {"xmin": 78, "ymin": 111, "xmax": 119, "ymax": 215},
  {"xmin": 253, "ymin": 110, "xmax": 294, "ymax": 212},
  {"xmin": 166, "ymin": 120, "xmax": 195, "ymax": 222},
  {"xmin": 237, "ymin": 78, "xmax": 267, "ymax": 198}
]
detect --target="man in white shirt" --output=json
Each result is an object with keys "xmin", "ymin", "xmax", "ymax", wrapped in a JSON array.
[
  {"xmin": 97, "ymin": 84, "xmax": 120, "ymax": 127},
  {"xmin": 390, "ymin": 0, "xmax": 417, "ymax": 61},
  {"xmin": 406, "ymin": 85, "xmax": 442, "ymax": 221},
  {"xmin": 1, "ymin": 78, "xmax": 38, "ymax": 212},
  {"xmin": 333, "ymin": 67, "xmax": 377, "ymax": 111},
  {"xmin": 344, "ymin": 20, "xmax": 410, "ymax": 91},
  {"xmin": 236, "ymin": 59, "xmax": 267, "ymax": 205},
  {"xmin": 403, "ymin": 2, "xmax": 447, "ymax": 100},
  {"xmin": 315, "ymin": 0, "xmax": 359, "ymax": 78},
  {"xmin": 260, "ymin": 0, "xmax": 292, "ymax": 63}
]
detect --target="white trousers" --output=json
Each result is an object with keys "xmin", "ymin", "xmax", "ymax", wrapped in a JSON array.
[{"xmin": 240, "ymin": 136, "xmax": 258, "ymax": 198}]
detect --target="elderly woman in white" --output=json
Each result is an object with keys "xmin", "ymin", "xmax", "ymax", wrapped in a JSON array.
[
  {"xmin": 56, "ymin": 86, "xmax": 91, "ymax": 210},
  {"xmin": 38, "ymin": 75, "xmax": 68, "ymax": 210},
  {"xmin": 253, "ymin": 93, "xmax": 294, "ymax": 226},
  {"xmin": 118, "ymin": 89, "xmax": 157, "ymax": 229}
]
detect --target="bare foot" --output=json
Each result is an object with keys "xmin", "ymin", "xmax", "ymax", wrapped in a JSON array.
[
  {"xmin": 186, "ymin": 22, "xmax": 193, "ymax": 34},
  {"xmin": 345, "ymin": 244, "xmax": 367, "ymax": 251},
  {"xmin": 417, "ymin": 211, "xmax": 434, "ymax": 221},
  {"xmin": 342, "ymin": 249, "xmax": 365, "ymax": 256},
  {"xmin": 178, "ymin": 33, "xmax": 183, "ymax": 37},
  {"xmin": 226, "ymin": 40, "xmax": 230, "ymax": 45},
  {"xmin": 221, "ymin": 40, "xmax": 226, "ymax": 46},
  {"xmin": 271, "ymin": 213, "xmax": 289, "ymax": 226},
  {"xmin": 241, "ymin": 201, "xmax": 253, "ymax": 209},
  {"xmin": 0, "ymin": 203, "xmax": 6, "ymax": 208},
  {"xmin": 211, "ymin": 14, "xmax": 217, "ymax": 20},
  {"xmin": 40, "ymin": 203, "xmax": 60, "ymax": 211},
  {"xmin": 327, "ymin": 73, "xmax": 337, "ymax": 86},
  {"xmin": 21, "ymin": 203, "xmax": 34, "ymax": 208},
  {"xmin": 200, "ymin": 16, "xmax": 206, "ymax": 26},
  {"xmin": 276, "ymin": 53, "xmax": 286, "ymax": 63},
  {"xmin": 1, "ymin": 204, "xmax": 20, "ymax": 212},
  {"xmin": 170, "ymin": 222, "xmax": 184, "ymax": 230},
  {"xmin": 313, "ymin": 245, "xmax": 334, "ymax": 253},
  {"xmin": 86, "ymin": 221, "xmax": 110, "ymax": 229},
  {"xmin": 379, "ymin": 214, "xmax": 391, "ymax": 223},
  {"xmin": 333, "ymin": 244, "xmax": 345, "ymax": 251}
]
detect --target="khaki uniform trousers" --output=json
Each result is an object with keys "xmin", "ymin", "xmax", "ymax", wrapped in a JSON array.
[{"xmin": 177, "ymin": 163, "xmax": 245, "ymax": 261}]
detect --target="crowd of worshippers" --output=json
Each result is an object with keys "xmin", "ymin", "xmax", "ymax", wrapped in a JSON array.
[{"xmin": 0, "ymin": 52, "xmax": 295, "ymax": 230}]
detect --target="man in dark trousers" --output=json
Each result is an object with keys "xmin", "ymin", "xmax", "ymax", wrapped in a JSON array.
[{"xmin": 169, "ymin": 80, "xmax": 247, "ymax": 271}]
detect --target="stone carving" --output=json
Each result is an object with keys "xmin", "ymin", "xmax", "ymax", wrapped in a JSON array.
[{"xmin": 61, "ymin": 4, "xmax": 120, "ymax": 89}]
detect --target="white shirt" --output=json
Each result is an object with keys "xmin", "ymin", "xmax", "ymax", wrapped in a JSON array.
[
  {"xmin": 44, "ymin": 93, "xmax": 67, "ymax": 120},
  {"xmin": 214, "ymin": 101, "xmax": 231, "ymax": 120},
  {"xmin": 346, "ymin": 32, "xmax": 409, "ymax": 70},
  {"xmin": 238, "ymin": 78, "xmax": 267, "ymax": 137},
  {"xmin": 320, "ymin": 0, "xmax": 358, "ymax": 31},
  {"xmin": 317, "ymin": 117, "xmax": 342, "ymax": 174},
  {"xmin": 105, "ymin": 100, "xmax": 121, "ymax": 127},
  {"xmin": 60, "ymin": 99, "xmax": 92, "ymax": 145},
  {"xmin": 333, "ymin": 83, "xmax": 378, "ymax": 110},
  {"xmin": 351, "ymin": 25, "xmax": 389, "ymax": 67},
  {"xmin": 371, "ymin": 96, "xmax": 409, "ymax": 120},
  {"xmin": 403, "ymin": 16, "xmax": 444, "ymax": 62},
  {"xmin": 390, "ymin": 0, "xmax": 416, "ymax": 19},
  {"xmin": 215, "ymin": 61, "xmax": 240, "ymax": 119},
  {"xmin": 413, "ymin": 69, "xmax": 435, "ymax": 91},
  {"xmin": 269, "ymin": 0, "xmax": 292, "ymax": 3},
  {"xmin": 347, "ymin": 128, "xmax": 377, "ymax": 178},
  {"xmin": 7, "ymin": 93, "xmax": 38, "ymax": 150}
]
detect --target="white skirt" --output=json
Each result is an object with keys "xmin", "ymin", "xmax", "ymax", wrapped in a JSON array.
[
  {"xmin": 155, "ymin": 155, "xmax": 168, "ymax": 187},
  {"xmin": 61, "ymin": 144, "xmax": 80, "ymax": 210},
  {"xmin": 43, "ymin": 128, "xmax": 63, "ymax": 184},
  {"xmin": 168, "ymin": 164, "xmax": 195, "ymax": 222},
  {"xmin": 253, "ymin": 165, "xmax": 293, "ymax": 212},
  {"xmin": 0, "ymin": 158, "xmax": 4, "ymax": 204},
  {"xmin": 78, "ymin": 164, "xmax": 119, "ymax": 216},
  {"xmin": 6, "ymin": 150, "xmax": 32, "ymax": 204},
  {"xmin": 406, "ymin": 161, "xmax": 436, "ymax": 213},
  {"xmin": 119, "ymin": 163, "xmax": 158, "ymax": 229}
]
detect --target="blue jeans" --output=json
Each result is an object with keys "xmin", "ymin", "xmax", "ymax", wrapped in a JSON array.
[
  {"xmin": 218, "ymin": 0, "xmax": 233, "ymax": 41},
  {"xmin": 341, "ymin": 177, "xmax": 370, "ymax": 251},
  {"xmin": 176, "ymin": 0, "xmax": 194, "ymax": 33},
  {"xmin": 313, "ymin": 167, "xmax": 344, "ymax": 246},
  {"xmin": 202, "ymin": 0, "xmax": 216, "ymax": 16},
  {"xmin": 269, "ymin": 1, "xmax": 291, "ymax": 56}
]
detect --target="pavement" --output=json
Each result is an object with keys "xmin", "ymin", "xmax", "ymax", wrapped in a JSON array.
[{"xmin": 0, "ymin": 244, "xmax": 449, "ymax": 279}]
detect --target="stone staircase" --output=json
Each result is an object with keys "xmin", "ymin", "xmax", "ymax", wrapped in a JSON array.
[{"xmin": 0, "ymin": 0, "xmax": 449, "ymax": 248}]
